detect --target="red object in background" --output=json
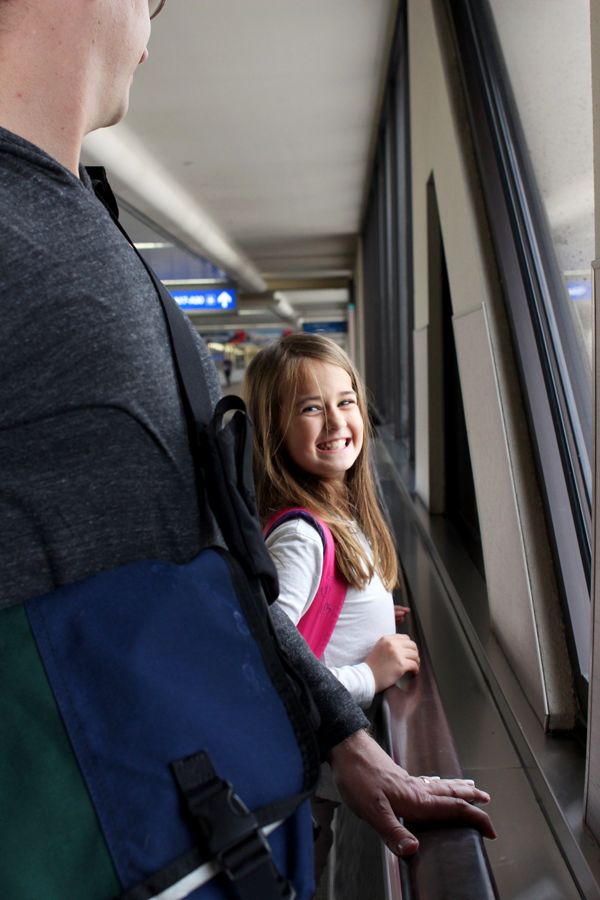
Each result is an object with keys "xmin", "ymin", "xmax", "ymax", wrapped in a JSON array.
[
  {"xmin": 230, "ymin": 331, "xmax": 247, "ymax": 344},
  {"xmin": 282, "ymin": 329, "xmax": 293, "ymax": 336}
]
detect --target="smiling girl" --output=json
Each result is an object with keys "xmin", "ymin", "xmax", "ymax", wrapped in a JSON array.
[{"xmin": 243, "ymin": 333, "xmax": 419, "ymax": 885}]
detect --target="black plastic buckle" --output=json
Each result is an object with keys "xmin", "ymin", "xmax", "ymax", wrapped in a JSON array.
[
  {"xmin": 218, "ymin": 818, "xmax": 271, "ymax": 881},
  {"xmin": 193, "ymin": 779, "xmax": 270, "ymax": 875},
  {"xmin": 172, "ymin": 751, "xmax": 297, "ymax": 900}
]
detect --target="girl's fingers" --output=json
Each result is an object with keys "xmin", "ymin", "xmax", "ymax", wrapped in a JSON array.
[
  {"xmin": 394, "ymin": 606, "xmax": 411, "ymax": 622},
  {"xmin": 393, "ymin": 634, "xmax": 418, "ymax": 650},
  {"xmin": 397, "ymin": 647, "xmax": 420, "ymax": 665},
  {"xmin": 401, "ymin": 657, "xmax": 419, "ymax": 673},
  {"xmin": 402, "ymin": 659, "xmax": 419, "ymax": 675}
]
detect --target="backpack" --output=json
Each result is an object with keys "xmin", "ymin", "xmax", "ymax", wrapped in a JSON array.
[
  {"xmin": 264, "ymin": 509, "xmax": 348, "ymax": 660},
  {"xmin": 0, "ymin": 170, "xmax": 321, "ymax": 900}
]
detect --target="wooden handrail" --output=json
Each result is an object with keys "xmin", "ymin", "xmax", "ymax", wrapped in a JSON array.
[{"xmin": 379, "ymin": 607, "xmax": 498, "ymax": 900}]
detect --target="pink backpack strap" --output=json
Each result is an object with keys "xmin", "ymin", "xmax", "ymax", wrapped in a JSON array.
[{"xmin": 264, "ymin": 508, "xmax": 347, "ymax": 660}]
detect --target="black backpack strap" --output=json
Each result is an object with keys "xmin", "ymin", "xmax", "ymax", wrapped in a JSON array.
[
  {"xmin": 86, "ymin": 167, "xmax": 279, "ymax": 603},
  {"xmin": 86, "ymin": 167, "xmax": 212, "ymax": 430},
  {"xmin": 264, "ymin": 509, "xmax": 327, "ymax": 552}
]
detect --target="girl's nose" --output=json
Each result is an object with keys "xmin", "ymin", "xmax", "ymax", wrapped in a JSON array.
[{"xmin": 326, "ymin": 405, "xmax": 346, "ymax": 430}]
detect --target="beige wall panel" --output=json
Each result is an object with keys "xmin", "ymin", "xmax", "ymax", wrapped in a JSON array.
[
  {"xmin": 481, "ymin": 290, "xmax": 577, "ymax": 731},
  {"xmin": 409, "ymin": 0, "xmax": 486, "ymax": 331},
  {"xmin": 413, "ymin": 318, "xmax": 444, "ymax": 514},
  {"xmin": 453, "ymin": 308, "xmax": 548, "ymax": 726},
  {"xmin": 414, "ymin": 326, "xmax": 429, "ymax": 508}
]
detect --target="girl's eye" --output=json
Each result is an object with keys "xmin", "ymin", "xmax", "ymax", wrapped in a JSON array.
[{"xmin": 302, "ymin": 404, "xmax": 321, "ymax": 413}]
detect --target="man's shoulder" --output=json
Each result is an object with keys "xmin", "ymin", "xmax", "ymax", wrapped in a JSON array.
[{"xmin": 0, "ymin": 156, "xmax": 97, "ymax": 265}]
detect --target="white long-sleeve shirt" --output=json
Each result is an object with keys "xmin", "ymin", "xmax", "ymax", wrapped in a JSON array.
[{"xmin": 266, "ymin": 516, "xmax": 395, "ymax": 708}]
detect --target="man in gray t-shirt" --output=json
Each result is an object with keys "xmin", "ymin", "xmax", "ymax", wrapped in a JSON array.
[
  {"xmin": 0, "ymin": 120, "xmax": 368, "ymax": 758},
  {"xmin": 0, "ymin": 0, "xmax": 494, "ymax": 869},
  {"xmin": 0, "ymin": 135, "xmax": 221, "ymax": 605}
]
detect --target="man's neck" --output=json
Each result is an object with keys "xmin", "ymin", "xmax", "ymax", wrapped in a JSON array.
[
  {"xmin": 0, "ymin": 12, "xmax": 94, "ymax": 175},
  {"xmin": 0, "ymin": 108, "xmax": 84, "ymax": 177}
]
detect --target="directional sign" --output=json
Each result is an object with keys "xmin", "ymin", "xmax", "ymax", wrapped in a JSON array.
[
  {"xmin": 303, "ymin": 321, "xmax": 347, "ymax": 334},
  {"xmin": 567, "ymin": 280, "xmax": 592, "ymax": 302},
  {"xmin": 169, "ymin": 288, "xmax": 236, "ymax": 311}
]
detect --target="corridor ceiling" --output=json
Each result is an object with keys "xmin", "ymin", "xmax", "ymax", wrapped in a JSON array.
[{"xmin": 83, "ymin": 0, "xmax": 397, "ymax": 294}]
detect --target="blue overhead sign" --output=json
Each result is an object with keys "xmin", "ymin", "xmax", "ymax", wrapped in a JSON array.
[
  {"xmin": 170, "ymin": 288, "xmax": 236, "ymax": 311},
  {"xmin": 567, "ymin": 280, "xmax": 592, "ymax": 302},
  {"xmin": 303, "ymin": 321, "xmax": 347, "ymax": 334}
]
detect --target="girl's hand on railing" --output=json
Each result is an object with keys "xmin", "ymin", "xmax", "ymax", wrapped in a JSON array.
[
  {"xmin": 365, "ymin": 633, "xmax": 420, "ymax": 692},
  {"xmin": 394, "ymin": 605, "xmax": 411, "ymax": 623},
  {"xmin": 328, "ymin": 729, "xmax": 496, "ymax": 858}
]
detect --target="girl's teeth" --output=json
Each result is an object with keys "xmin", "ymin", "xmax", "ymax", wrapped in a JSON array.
[{"xmin": 319, "ymin": 439, "xmax": 347, "ymax": 450}]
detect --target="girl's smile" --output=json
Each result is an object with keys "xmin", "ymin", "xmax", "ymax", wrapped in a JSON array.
[
  {"xmin": 283, "ymin": 360, "xmax": 364, "ymax": 482},
  {"xmin": 317, "ymin": 438, "xmax": 351, "ymax": 452}
]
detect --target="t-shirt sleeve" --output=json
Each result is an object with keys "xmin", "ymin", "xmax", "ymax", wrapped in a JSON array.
[
  {"xmin": 269, "ymin": 603, "xmax": 368, "ymax": 759},
  {"xmin": 266, "ymin": 518, "xmax": 324, "ymax": 625},
  {"xmin": 326, "ymin": 662, "xmax": 376, "ymax": 709}
]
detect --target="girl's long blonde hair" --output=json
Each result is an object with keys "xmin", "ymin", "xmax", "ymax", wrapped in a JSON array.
[{"xmin": 243, "ymin": 334, "xmax": 398, "ymax": 591}]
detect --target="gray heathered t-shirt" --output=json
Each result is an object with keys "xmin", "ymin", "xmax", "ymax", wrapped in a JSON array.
[
  {"xmin": 0, "ymin": 126, "xmax": 367, "ymax": 754},
  {"xmin": 0, "ymin": 128, "xmax": 221, "ymax": 605}
]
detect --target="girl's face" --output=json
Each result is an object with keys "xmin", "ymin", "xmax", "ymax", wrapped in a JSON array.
[{"xmin": 282, "ymin": 360, "xmax": 364, "ymax": 483}]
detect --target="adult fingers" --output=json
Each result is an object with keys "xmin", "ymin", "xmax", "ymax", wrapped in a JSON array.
[
  {"xmin": 360, "ymin": 786, "xmax": 496, "ymax": 853},
  {"xmin": 390, "ymin": 823, "xmax": 420, "ymax": 858},
  {"xmin": 357, "ymin": 793, "xmax": 420, "ymax": 858},
  {"xmin": 417, "ymin": 775, "xmax": 478, "ymax": 789},
  {"xmin": 408, "ymin": 794, "xmax": 497, "ymax": 840},
  {"xmin": 423, "ymin": 777, "xmax": 491, "ymax": 805}
]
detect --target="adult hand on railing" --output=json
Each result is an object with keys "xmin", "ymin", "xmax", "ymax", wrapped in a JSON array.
[{"xmin": 328, "ymin": 728, "xmax": 496, "ymax": 857}]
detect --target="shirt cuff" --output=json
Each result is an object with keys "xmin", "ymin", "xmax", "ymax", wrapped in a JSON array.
[{"xmin": 327, "ymin": 661, "xmax": 376, "ymax": 709}]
